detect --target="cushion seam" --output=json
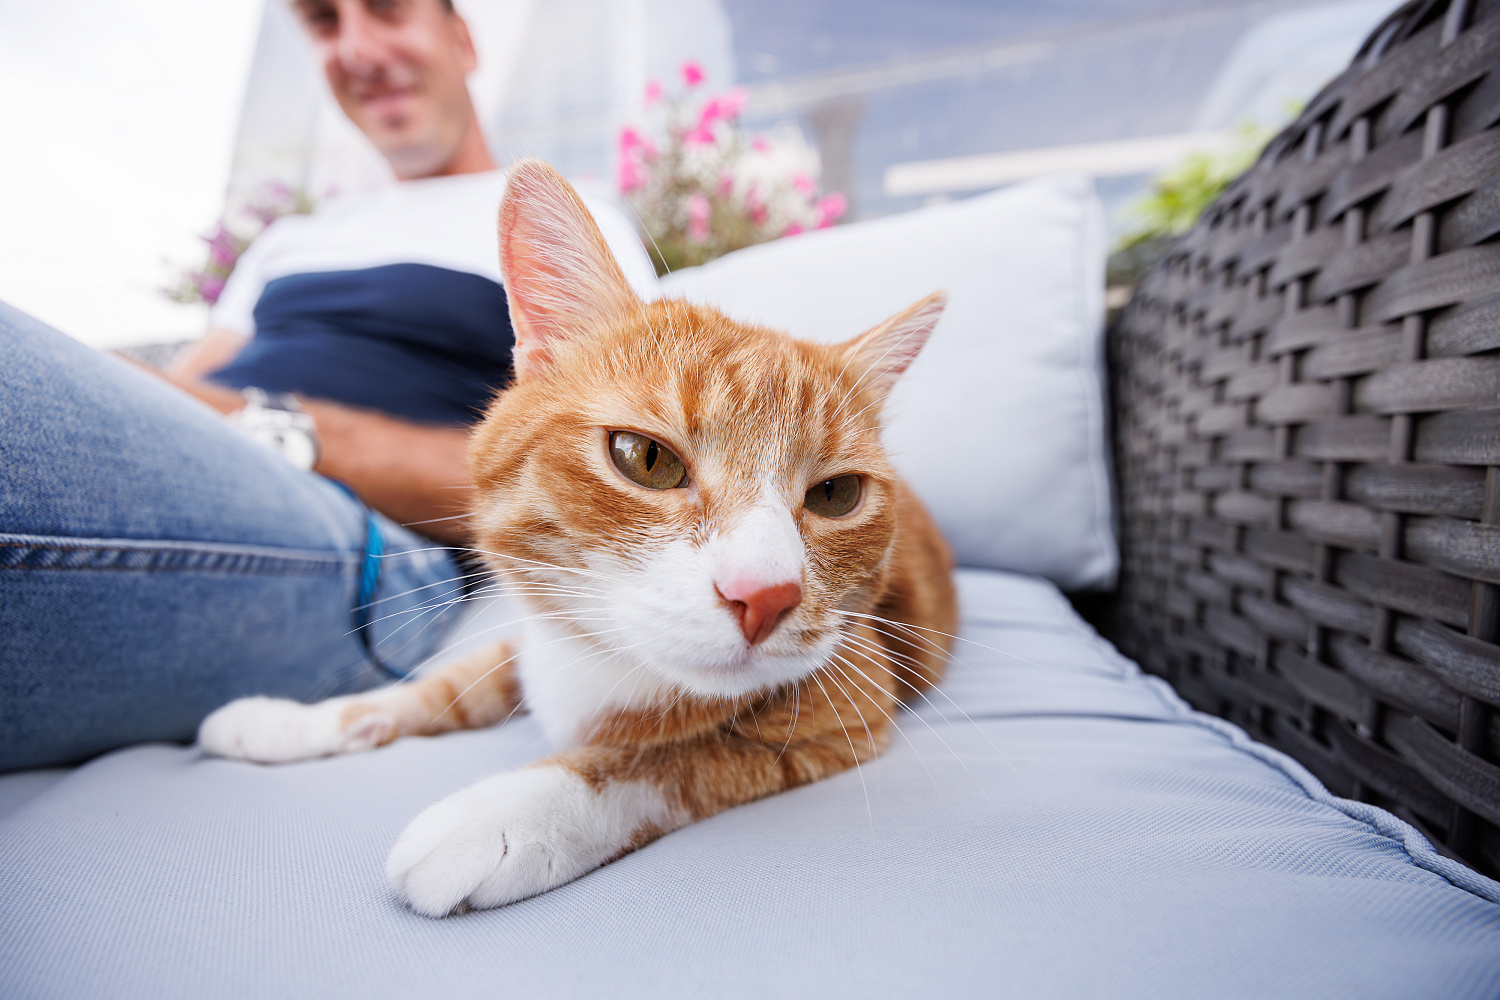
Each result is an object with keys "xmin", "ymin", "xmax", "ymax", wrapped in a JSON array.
[
  {"xmin": 1080, "ymin": 623, "xmax": 1500, "ymax": 906},
  {"xmin": 1071, "ymin": 175, "xmax": 1119, "ymax": 591}
]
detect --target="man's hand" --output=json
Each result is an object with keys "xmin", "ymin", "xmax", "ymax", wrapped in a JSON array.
[
  {"xmin": 302, "ymin": 397, "xmax": 473, "ymax": 545},
  {"xmin": 145, "ymin": 367, "xmax": 247, "ymax": 415},
  {"xmin": 130, "ymin": 360, "xmax": 474, "ymax": 546}
]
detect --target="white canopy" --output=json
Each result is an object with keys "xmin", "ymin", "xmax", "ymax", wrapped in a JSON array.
[{"xmin": 226, "ymin": 0, "xmax": 736, "ymax": 207}]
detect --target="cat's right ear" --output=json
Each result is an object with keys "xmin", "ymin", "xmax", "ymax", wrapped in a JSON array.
[
  {"xmin": 837, "ymin": 290, "xmax": 947, "ymax": 405},
  {"xmin": 498, "ymin": 158, "xmax": 640, "ymax": 380}
]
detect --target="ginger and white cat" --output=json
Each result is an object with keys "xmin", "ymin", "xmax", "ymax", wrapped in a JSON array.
[{"xmin": 200, "ymin": 159, "xmax": 957, "ymax": 917}]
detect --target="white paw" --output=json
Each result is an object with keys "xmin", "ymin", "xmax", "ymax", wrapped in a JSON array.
[
  {"xmin": 198, "ymin": 695, "xmax": 395, "ymax": 764},
  {"xmin": 386, "ymin": 766, "xmax": 676, "ymax": 917}
]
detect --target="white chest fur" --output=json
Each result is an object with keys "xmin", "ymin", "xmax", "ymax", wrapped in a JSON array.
[{"xmin": 517, "ymin": 619, "xmax": 675, "ymax": 747}]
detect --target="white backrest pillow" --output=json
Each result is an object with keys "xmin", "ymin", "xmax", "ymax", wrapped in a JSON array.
[{"xmin": 658, "ymin": 174, "xmax": 1116, "ymax": 590}]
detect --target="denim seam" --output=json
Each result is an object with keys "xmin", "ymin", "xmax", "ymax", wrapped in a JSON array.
[{"xmin": 0, "ymin": 532, "xmax": 355, "ymax": 576}]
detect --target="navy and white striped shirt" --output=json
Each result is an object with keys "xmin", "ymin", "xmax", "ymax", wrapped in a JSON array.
[{"xmin": 207, "ymin": 171, "xmax": 657, "ymax": 426}]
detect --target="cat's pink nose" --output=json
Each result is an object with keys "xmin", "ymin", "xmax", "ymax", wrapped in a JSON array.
[{"xmin": 716, "ymin": 579, "xmax": 803, "ymax": 646}]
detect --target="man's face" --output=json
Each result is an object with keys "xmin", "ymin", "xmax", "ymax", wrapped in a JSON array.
[{"xmin": 293, "ymin": 0, "xmax": 479, "ymax": 179}]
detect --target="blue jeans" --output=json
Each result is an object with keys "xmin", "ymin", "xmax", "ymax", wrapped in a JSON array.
[{"xmin": 0, "ymin": 302, "xmax": 467, "ymax": 771}]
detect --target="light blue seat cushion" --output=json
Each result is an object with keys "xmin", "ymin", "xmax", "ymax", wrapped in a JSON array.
[{"xmin": 2, "ymin": 569, "xmax": 1498, "ymax": 999}]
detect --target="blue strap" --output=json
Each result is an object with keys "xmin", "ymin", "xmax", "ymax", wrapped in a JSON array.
[
  {"xmin": 329, "ymin": 481, "xmax": 388, "ymax": 672},
  {"xmin": 352, "ymin": 510, "xmax": 385, "ymax": 631}
]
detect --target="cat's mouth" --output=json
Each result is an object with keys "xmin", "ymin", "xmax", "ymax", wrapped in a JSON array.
[{"xmin": 645, "ymin": 625, "xmax": 837, "ymax": 699}]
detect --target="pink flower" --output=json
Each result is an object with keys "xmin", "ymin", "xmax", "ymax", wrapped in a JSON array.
[
  {"xmin": 751, "ymin": 134, "xmax": 771, "ymax": 153},
  {"xmin": 203, "ymin": 225, "xmax": 238, "ymax": 268},
  {"xmin": 745, "ymin": 184, "xmax": 767, "ymax": 225},
  {"xmin": 616, "ymin": 126, "xmax": 658, "ymax": 191},
  {"xmin": 684, "ymin": 123, "xmax": 717, "ymax": 146},
  {"xmin": 617, "ymin": 127, "xmax": 656, "ymax": 158},
  {"xmin": 814, "ymin": 192, "xmax": 847, "ymax": 228},
  {"xmin": 195, "ymin": 273, "xmax": 226, "ymax": 304},
  {"xmin": 715, "ymin": 171, "xmax": 734, "ymax": 199},
  {"xmin": 686, "ymin": 192, "xmax": 711, "ymax": 242},
  {"xmin": 782, "ymin": 222, "xmax": 804, "ymax": 238},
  {"xmin": 681, "ymin": 60, "xmax": 705, "ymax": 87},
  {"xmin": 790, "ymin": 172, "xmax": 814, "ymax": 195},
  {"xmin": 715, "ymin": 86, "xmax": 747, "ymax": 120},
  {"xmin": 617, "ymin": 156, "xmax": 647, "ymax": 193},
  {"xmin": 696, "ymin": 87, "xmax": 748, "ymax": 132},
  {"xmin": 644, "ymin": 79, "xmax": 664, "ymax": 105}
]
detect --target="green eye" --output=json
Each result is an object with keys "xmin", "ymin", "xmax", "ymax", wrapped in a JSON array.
[
  {"xmin": 805, "ymin": 475, "xmax": 862, "ymax": 518},
  {"xmin": 609, "ymin": 431, "xmax": 687, "ymax": 490}
]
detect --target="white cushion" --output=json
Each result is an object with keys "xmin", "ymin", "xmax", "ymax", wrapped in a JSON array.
[
  {"xmin": 4, "ymin": 570, "xmax": 1498, "ymax": 998},
  {"xmin": 659, "ymin": 175, "xmax": 1115, "ymax": 590}
]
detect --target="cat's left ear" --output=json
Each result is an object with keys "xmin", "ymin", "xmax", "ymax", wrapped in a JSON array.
[
  {"xmin": 498, "ymin": 158, "xmax": 641, "ymax": 380},
  {"xmin": 837, "ymin": 291, "xmax": 947, "ymax": 405}
]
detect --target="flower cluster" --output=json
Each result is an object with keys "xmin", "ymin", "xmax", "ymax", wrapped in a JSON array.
[
  {"xmin": 619, "ymin": 61, "xmax": 847, "ymax": 275},
  {"xmin": 164, "ymin": 182, "xmax": 314, "ymax": 306}
]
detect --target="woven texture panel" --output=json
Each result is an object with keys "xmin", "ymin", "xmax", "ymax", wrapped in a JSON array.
[{"xmin": 1107, "ymin": 0, "xmax": 1500, "ymax": 877}]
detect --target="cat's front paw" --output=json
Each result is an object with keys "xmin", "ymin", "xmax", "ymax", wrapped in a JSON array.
[
  {"xmin": 198, "ymin": 695, "xmax": 395, "ymax": 764},
  {"xmin": 387, "ymin": 766, "xmax": 674, "ymax": 917}
]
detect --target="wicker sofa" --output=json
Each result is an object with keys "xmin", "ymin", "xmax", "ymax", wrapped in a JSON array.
[{"xmin": 1103, "ymin": 0, "xmax": 1500, "ymax": 879}]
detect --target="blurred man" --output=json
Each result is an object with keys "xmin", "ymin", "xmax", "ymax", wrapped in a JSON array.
[
  {"xmin": 0, "ymin": 0, "xmax": 654, "ymax": 771},
  {"xmin": 161, "ymin": 0, "xmax": 653, "ymax": 544}
]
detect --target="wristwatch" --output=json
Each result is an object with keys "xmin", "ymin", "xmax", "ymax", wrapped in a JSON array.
[{"xmin": 231, "ymin": 387, "xmax": 321, "ymax": 471}]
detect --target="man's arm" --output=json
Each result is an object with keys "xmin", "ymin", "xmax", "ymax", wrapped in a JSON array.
[
  {"xmin": 167, "ymin": 328, "xmax": 250, "ymax": 379},
  {"xmin": 142, "ymin": 368, "xmax": 475, "ymax": 546},
  {"xmin": 302, "ymin": 397, "xmax": 474, "ymax": 546}
]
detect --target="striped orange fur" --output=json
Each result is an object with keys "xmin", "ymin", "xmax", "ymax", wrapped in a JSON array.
[{"xmin": 200, "ymin": 158, "xmax": 956, "ymax": 916}]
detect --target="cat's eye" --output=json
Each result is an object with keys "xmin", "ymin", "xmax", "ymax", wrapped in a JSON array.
[
  {"xmin": 609, "ymin": 431, "xmax": 687, "ymax": 490},
  {"xmin": 805, "ymin": 475, "xmax": 862, "ymax": 518}
]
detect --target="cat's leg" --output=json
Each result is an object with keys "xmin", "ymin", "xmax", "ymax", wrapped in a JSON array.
[
  {"xmin": 385, "ymin": 758, "xmax": 685, "ymax": 915},
  {"xmin": 387, "ymin": 655, "xmax": 896, "ymax": 916},
  {"xmin": 199, "ymin": 640, "xmax": 520, "ymax": 763}
]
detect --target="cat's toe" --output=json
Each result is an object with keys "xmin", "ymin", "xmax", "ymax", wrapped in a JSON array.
[
  {"xmin": 386, "ymin": 766, "xmax": 620, "ymax": 917},
  {"xmin": 198, "ymin": 695, "xmax": 394, "ymax": 764}
]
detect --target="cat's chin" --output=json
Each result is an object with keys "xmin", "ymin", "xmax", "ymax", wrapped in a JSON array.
[{"xmin": 644, "ymin": 639, "xmax": 838, "ymax": 701}]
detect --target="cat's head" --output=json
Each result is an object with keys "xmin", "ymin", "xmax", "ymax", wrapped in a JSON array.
[{"xmin": 470, "ymin": 159, "xmax": 945, "ymax": 700}]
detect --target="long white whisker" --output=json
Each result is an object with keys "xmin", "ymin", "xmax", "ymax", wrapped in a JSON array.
[
  {"xmin": 427, "ymin": 622, "xmax": 639, "ymax": 725},
  {"xmin": 399, "ymin": 512, "xmax": 473, "ymax": 528},
  {"xmin": 823, "ymin": 653, "xmax": 943, "ymax": 799},
  {"xmin": 836, "ymin": 621, "xmax": 1056, "ymax": 822},
  {"xmin": 806, "ymin": 667, "xmax": 873, "ymax": 829},
  {"xmin": 768, "ymin": 683, "xmax": 803, "ymax": 773},
  {"xmin": 833, "ymin": 609, "xmax": 1064, "ymax": 676}
]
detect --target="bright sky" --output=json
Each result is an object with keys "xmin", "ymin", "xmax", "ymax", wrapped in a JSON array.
[{"xmin": 0, "ymin": 0, "xmax": 262, "ymax": 348}]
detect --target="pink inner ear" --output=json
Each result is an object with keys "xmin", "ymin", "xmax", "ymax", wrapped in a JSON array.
[
  {"xmin": 498, "ymin": 205, "xmax": 562, "ymax": 363},
  {"xmin": 848, "ymin": 291, "xmax": 948, "ymax": 394},
  {"xmin": 496, "ymin": 159, "xmax": 640, "ymax": 378}
]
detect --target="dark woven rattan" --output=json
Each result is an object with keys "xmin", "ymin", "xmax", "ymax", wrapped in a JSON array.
[{"xmin": 1104, "ymin": 0, "xmax": 1500, "ymax": 876}]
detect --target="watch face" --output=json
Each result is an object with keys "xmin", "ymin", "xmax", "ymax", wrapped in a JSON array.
[
  {"xmin": 271, "ymin": 428, "xmax": 319, "ymax": 471},
  {"xmin": 236, "ymin": 407, "xmax": 318, "ymax": 471}
]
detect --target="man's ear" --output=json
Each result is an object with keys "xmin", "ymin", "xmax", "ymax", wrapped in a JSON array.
[
  {"xmin": 448, "ymin": 11, "xmax": 479, "ymax": 75},
  {"xmin": 497, "ymin": 158, "xmax": 640, "ymax": 380},
  {"xmin": 836, "ymin": 291, "xmax": 947, "ymax": 408}
]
